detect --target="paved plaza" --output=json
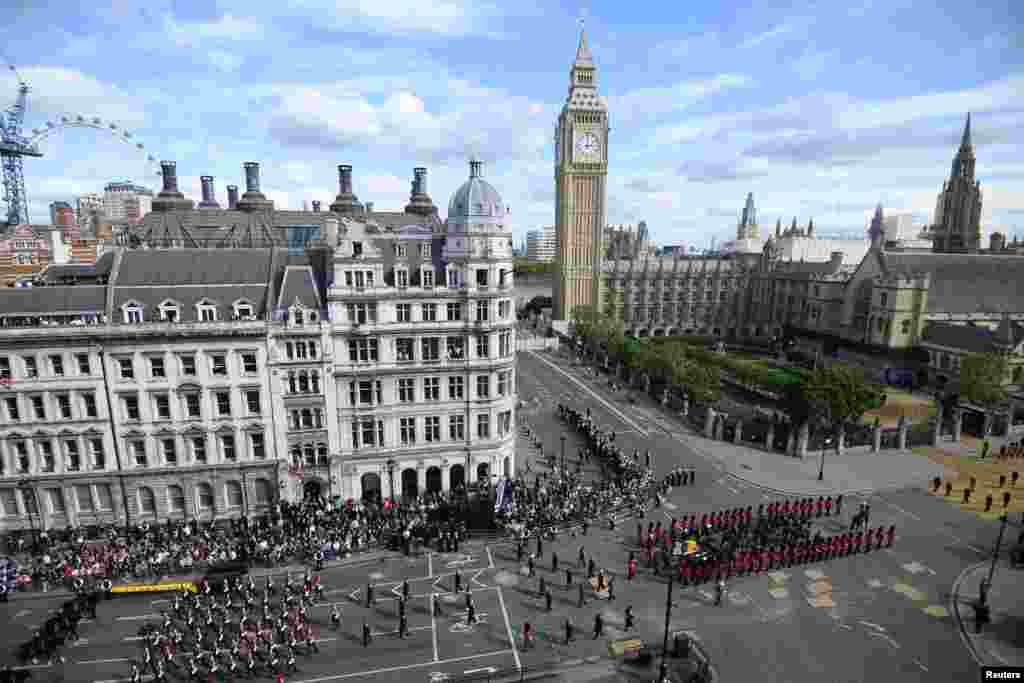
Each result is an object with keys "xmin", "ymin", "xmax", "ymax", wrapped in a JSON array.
[{"xmin": 2, "ymin": 348, "xmax": 1021, "ymax": 683}]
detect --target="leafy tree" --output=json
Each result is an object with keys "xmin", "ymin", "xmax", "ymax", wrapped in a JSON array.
[
  {"xmin": 799, "ymin": 363, "xmax": 878, "ymax": 436},
  {"xmin": 958, "ymin": 352, "xmax": 1009, "ymax": 406},
  {"xmin": 681, "ymin": 360, "xmax": 721, "ymax": 403}
]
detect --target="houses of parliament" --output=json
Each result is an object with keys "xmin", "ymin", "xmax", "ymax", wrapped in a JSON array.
[{"xmin": 549, "ymin": 32, "xmax": 1022, "ymax": 372}]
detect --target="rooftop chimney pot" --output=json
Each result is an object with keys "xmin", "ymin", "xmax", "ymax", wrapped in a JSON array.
[
  {"xmin": 338, "ymin": 165, "xmax": 353, "ymax": 195},
  {"xmin": 160, "ymin": 161, "xmax": 178, "ymax": 193},
  {"xmin": 243, "ymin": 162, "xmax": 261, "ymax": 193},
  {"xmin": 312, "ymin": 200, "xmax": 321, "ymax": 213},
  {"xmin": 227, "ymin": 185, "xmax": 239, "ymax": 210}
]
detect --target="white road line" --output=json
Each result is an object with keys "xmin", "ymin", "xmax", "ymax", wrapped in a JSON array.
[
  {"xmin": 879, "ymin": 498, "xmax": 922, "ymax": 521},
  {"xmin": 428, "ymin": 552, "xmax": 434, "ymax": 578},
  {"xmin": 151, "ymin": 599, "xmax": 169, "ymax": 605},
  {"xmin": 495, "ymin": 584, "xmax": 521, "ymax": 671},
  {"xmin": 284, "ymin": 650, "xmax": 513, "ymax": 682},
  {"xmin": 464, "ymin": 667, "xmax": 497, "ymax": 675},
  {"xmin": 371, "ymin": 625, "xmax": 432, "ymax": 637},
  {"xmin": 430, "ymin": 593, "xmax": 439, "ymax": 663},
  {"xmin": 116, "ymin": 613, "xmax": 159, "ymax": 621},
  {"xmin": 527, "ymin": 351, "xmax": 647, "ymax": 435},
  {"xmin": 486, "ymin": 547, "xmax": 495, "ymax": 570},
  {"xmin": 14, "ymin": 609, "xmax": 32, "ymax": 618},
  {"xmin": 78, "ymin": 657, "xmax": 131, "ymax": 665}
]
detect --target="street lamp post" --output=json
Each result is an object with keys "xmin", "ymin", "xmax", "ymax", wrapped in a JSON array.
[
  {"xmin": 817, "ymin": 433, "xmax": 833, "ymax": 482},
  {"xmin": 986, "ymin": 513, "xmax": 1009, "ymax": 589},
  {"xmin": 17, "ymin": 480, "xmax": 39, "ymax": 550},
  {"xmin": 386, "ymin": 459, "xmax": 396, "ymax": 502}
]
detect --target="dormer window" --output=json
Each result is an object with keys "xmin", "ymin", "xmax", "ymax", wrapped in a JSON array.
[
  {"xmin": 233, "ymin": 300, "xmax": 254, "ymax": 320},
  {"xmin": 290, "ymin": 307, "xmax": 304, "ymax": 325},
  {"xmin": 159, "ymin": 300, "xmax": 180, "ymax": 323},
  {"xmin": 123, "ymin": 302, "xmax": 144, "ymax": 324},
  {"xmin": 352, "ymin": 241, "xmax": 363, "ymax": 257},
  {"xmin": 197, "ymin": 300, "xmax": 218, "ymax": 322}
]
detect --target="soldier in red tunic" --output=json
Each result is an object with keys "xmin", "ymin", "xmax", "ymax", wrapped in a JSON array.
[
  {"xmin": 824, "ymin": 497, "xmax": 833, "ymax": 517},
  {"xmin": 886, "ymin": 525, "xmax": 895, "ymax": 548},
  {"xmin": 815, "ymin": 497, "xmax": 824, "ymax": 518},
  {"xmin": 782, "ymin": 501, "xmax": 791, "ymax": 516}
]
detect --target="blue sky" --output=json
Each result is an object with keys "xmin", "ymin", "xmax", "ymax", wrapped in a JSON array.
[{"xmin": 3, "ymin": 0, "xmax": 1023, "ymax": 248}]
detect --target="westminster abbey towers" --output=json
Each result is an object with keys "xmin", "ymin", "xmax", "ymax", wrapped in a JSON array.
[{"xmin": 553, "ymin": 27, "xmax": 610, "ymax": 320}]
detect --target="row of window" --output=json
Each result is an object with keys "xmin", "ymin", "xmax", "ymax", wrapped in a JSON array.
[
  {"xmin": 347, "ymin": 300, "xmax": 513, "ymax": 325},
  {"xmin": 3, "ymin": 391, "xmax": 98, "ymax": 423},
  {"xmin": 349, "ymin": 410, "xmax": 513, "ymax": 449},
  {"xmin": 350, "ymin": 332, "xmax": 513, "ymax": 363},
  {"xmin": 113, "ymin": 351, "xmax": 259, "ymax": 381},
  {"xmin": 349, "ymin": 372, "xmax": 512, "ymax": 405},
  {"xmin": 0, "ymin": 352, "xmax": 93, "ymax": 380},
  {"xmin": 629, "ymin": 307, "xmax": 727, "ymax": 322},
  {"xmin": 1, "ymin": 436, "xmax": 107, "ymax": 475},
  {"xmin": 281, "ymin": 340, "xmax": 319, "ymax": 361},
  {"xmin": 0, "ymin": 479, "xmax": 275, "ymax": 518},
  {"xmin": 118, "ymin": 388, "xmax": 262, "ymax": 422},
  {"xmin": 121, "ymin": 299, "xmax": 257, "ymax": 324},
  {"xmin": 0, "ymin": 431, "xmax": 266, "ymax": 475},
  {"xmin": 0, "ymin": 350, "xmax": 262, "ymax": 383},
  {"xmin": 339, "ymin": 265, "xmax": 511, "ymax": 291},
  {"xmin": 284, "ymin": 370, "xmax": 322, "ymax": 395},
  {"xmin": 607, "ymin": 278, "xmax": 738, "ymax": 289}
]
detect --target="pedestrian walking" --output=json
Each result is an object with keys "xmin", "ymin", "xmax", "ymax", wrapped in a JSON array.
[
  {"xmin": 565, "ymin": 568, "xmax": 573, "ymax": 587},
  {"xmin": 578, "ymin": 583, "xmax": 585, "ymax": 608},
  {"xmin": 365, "ymin": 583, "xmax": 374, "ymax": 607},
  {"xmin": 528, "ymin": 556, "xmax": 535, "ymax": 578},
  {"xmin": 715, "ymin": 579, "xmax": 725, "ymax": 606},
  {"xmin": 564, "ymin": 618, "xmax": 574, "ymax": 645},
  {"xmin": 545, "ymin": 590, "xmax": 553, "ymax": 612},
  {"xmin": 552, "ymin": 552, "xmax": 559, "ymax": 573},
  {"xmin": 454, "ymin": 570, "xmax": 462, "ymax": 593},
  {"xmin": 624, "ymin": 606, "xmax": 634, "ymax": 630},
  {"xmin": 592, "ymin": 613, "xmax": 604, "ymax": 639},
  {"xmin": 362, "ymin": 622, "xmax": 371, "ymax": 648},
  {"xmin": 607, "ymin": 577, "xmax": 615, "ymax": 601},
  {"xmin": 398, "ymin": 614, "xmax": 408, "ymax": 638}
]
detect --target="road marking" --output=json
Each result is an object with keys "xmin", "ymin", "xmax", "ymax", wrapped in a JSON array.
[
  {"xmin": 495, "ymin": 583, "xmax": 522, "ymax": 671},
  {"xmin": 14, "ymin": 609, "xmax": 32, "ymax": 618},
  {"xmin": 914, "ymin": 659, "xmax": 929, "ymax": 672},
  {"xmin": 116, "ymin": 613, "xmax": 159, "ymax": 621},
  {"xmin": 282, "ymin": 649, "xmax": 513, "ymax": 682},
  {"xmin": 72, "ymin": 638, "xmax": 91, "ymax": 647},
  {"xmin": 868, "ymin": 631, "xmax": 900, "ymax": 649},
  {"xmin": 464, "ymin": 667, "xmax": 497, "ymax": 675},
  {"xmin": 901, "ymin": 561, "xmax": 936, "ymax": 576},
  {"xmin": 371, "ymin": 625, "xmax": 431, "ymax": 637},
  {"xmin": 858, "ymin": 621, "xmax": 885, "ymax": 632},
  {"xmin": 79, "ymin": 657, "xmax": 131, "ymax": 665},
  {"xmin": 867, "ymin": 579, "xmax": 884, "ymax": 589},
  {"xmin": 726, "ymin": 486, "xmax": 740, "ymax": 495},
  {"xmin": 486, "ymin": 547, "xmax": 496, "ymax": 570},
  {"xmin": 151, "ymin": 599, "xmax": 169, "ymax": 605},
  {"xmin": 527, "ymin": 351, "xmax": 647, "ymax": 435},
  {"xmin": 879, "ymin": 498, "xmax": 922, "ymax": 521}
]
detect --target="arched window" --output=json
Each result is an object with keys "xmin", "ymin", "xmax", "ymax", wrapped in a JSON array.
[
  {"xmin": 138, "ymin": 486, "xmax": 156, "ymax": 514},
  {"xmin": 287, "ymin": 372, "xmax": 297, "ymax": 394},
  {"xmin": 308, "ymin": 342, "xmax": 317, "ymax": 359},
  {"xmin": 298, "ymin": 372, "xmax": 310, "ymax": 393},
  {"xmin": 158, "ymin": 300, "xmax": 180, "ymax": 323},
  {"xmin": 301, "ymin": 409, "xmax": 313, "ymax": 429},
  {"xmin": 225, "ymin": 481, "xmax": 243, "ymax": 509},
  {"xmin": 166, "ymin": 485, "xmax": 185, "ymax": 513},
  {"xmin": 316, "ymin": 443, "xmax": 328, "ymax": 466},
  {"xmin": 290, "ymin": 446, "xmax": 301, "ymax": 467},
  {"xmin": 311, "ymin": 371, "xmax": 320, "ymax": 393},
  {"xmin": 285, "ymin": 342, "xmax": 294, "ymax": 360},
  {"xmin": 196, "ymin": 482, "xmax": 214, "ymax": 511},
  {"xmin": 233, "ymin": 300, "xmax": 254, "ymax": 320},
  {"xmin": 303, "ymin": 444, "xmax": 315, "ymax": 467},
  {"xmin": 314, "ymin": 409, "xmax": 324, "ymax": 429}
]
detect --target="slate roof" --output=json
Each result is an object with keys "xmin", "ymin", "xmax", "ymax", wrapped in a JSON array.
[
  {"xmin": 921, "ymin": 321, "xmax": 1023, "ymax": 353},
  {"xmin": 36, "ymin": 252, "xmax": 115, "ymax": 284},
  {"xmin": 114, "ymin": 284, "xmax": 271, "ymax": 322},
  {"xmin": 116, "ymin": 249, "xmax": 275, "ymax": 286},
  {"xmin": 880, "ymin": 252, "xmax": 1024, "ymax": 314},
  {"xmin": 277, "ymin": 266, "xmax": 322, "ymax": 311},
  {"xmin": 0, "ymin": 286, "xmax": 107, "ymax": 316}
]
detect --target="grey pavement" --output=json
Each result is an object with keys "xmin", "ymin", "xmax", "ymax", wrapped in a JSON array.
[{"xmin": 951, "ymin": 560, "xmax": 1024, "ymax": 668}]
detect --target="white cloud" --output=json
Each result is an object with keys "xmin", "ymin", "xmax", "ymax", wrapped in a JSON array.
[
  {"xmin": 289, "ymin": 0, "xmax": 504, "ymax": 37},
  {"xmin": 610, "ymin": 74, "xmax": 751, "ymax": 124},
  {"xmin": 739, "ymin": 22, "xmax": 796, "ymax": 50},
  {"xmin": 163, "ymin": 14, "xmax": 265, "ymax": 48},
  {"xmin": 3, "ymin": 66, "xmax": 149, "ymax": 129}
]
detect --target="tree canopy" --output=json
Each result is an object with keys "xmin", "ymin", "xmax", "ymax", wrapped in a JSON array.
[{"xmin": 958, "ymin": 352, "xmax": 1009, "ymax": 406}]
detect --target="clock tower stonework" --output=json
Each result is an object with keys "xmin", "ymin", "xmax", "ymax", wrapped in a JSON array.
[{"xmin": 553, "ymin": 26, "xmax": 609, "ymax": 321}]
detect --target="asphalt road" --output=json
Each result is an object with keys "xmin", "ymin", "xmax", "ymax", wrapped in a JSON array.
[{"xmin": 1, "ymin": 349, "xmax": 1006, "ymax": 683}]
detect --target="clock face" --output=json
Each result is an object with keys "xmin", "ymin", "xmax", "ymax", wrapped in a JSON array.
[{"xmin": 576, "ymin": 132, "xmax": 599, "ymax": 156}]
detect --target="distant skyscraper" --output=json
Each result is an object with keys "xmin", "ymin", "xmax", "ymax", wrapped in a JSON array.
[
  {"xmin": 75, "ymin": 193, "xmax": 103, "ymax": 230},
  {"xmin": 736, "ymin": 193, "xmax": 759, "ymax": 240},
  {"xmin": 931, "ymin": 114, "xmax": 982, "ymax": 253},
  {"xmin": 103, "ymin": 181, "xmax": 154, "ymax": 223},
  {"xmin": 526, "ymin": 226, "xmax": 556, "ymax": 262},
  {"xmin": 554, "ymin": 25, "xmax": 609, "ymax": 320}
]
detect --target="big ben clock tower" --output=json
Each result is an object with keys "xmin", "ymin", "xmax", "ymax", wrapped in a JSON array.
[{"xmin": 553, "ymin": 24, "xmax": 609, "ymax": 321}]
